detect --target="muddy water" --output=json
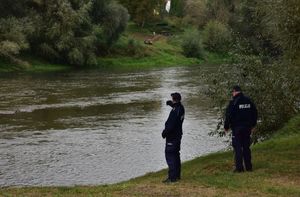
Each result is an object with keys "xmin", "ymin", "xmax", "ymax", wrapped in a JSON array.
[{"xmin": 0, "ymin": 66, "xmax": 226, "ymax": 186}]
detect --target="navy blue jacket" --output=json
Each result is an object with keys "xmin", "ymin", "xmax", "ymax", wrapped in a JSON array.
[
  {"xmin": 224, "ymin": 93, "xmax": 258, "ymax": 130},
  {"xmin": 162, "ymin": 102, "xmax": 185, "ymax": 142}
]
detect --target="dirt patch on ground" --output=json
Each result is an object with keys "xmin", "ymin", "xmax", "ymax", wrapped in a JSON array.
[
  {"xmin": 112, "ymin": 182, "xmax": 273, "ymax": 197},
  {"xmin": 131, "ymin": 33, "xmax": 165, "ymax": 43},
  {"xmin": 114, "ymin": 183, "xmax": 218, "ymax": 197},
  {"xmin": 267, "ymin": 175, "xmax": 300, "ymax": 188}
]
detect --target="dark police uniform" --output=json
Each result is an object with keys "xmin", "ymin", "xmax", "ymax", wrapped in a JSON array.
[
  {"xmin": 162, "ymin": 102, "xmax": 185, "ymax": 181},
  {"xmin": 224, "ymin": 92, "xmax": 257, "ymax": 171}
]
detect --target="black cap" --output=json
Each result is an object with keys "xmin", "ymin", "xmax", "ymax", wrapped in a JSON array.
[
  {"xmin": 171, "ymin": 92, "xmax": 181, "ymax": 102},
  {"xmin": 232, "ymin": 85, "xmax": 242, "ymax": 92}
]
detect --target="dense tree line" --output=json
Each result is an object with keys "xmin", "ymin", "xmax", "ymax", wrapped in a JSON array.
[
  {"xmin": 182, "ymin": 0, "xmax": 300, "ymax": 139},
  {"xmin": 0, "ymin": 0, "xmax": 129, "ymax": 66},
  {"xmin": 118, "ymin": 0, "xmax": 165, "ymax": 27},
  {"xmin": 183, "ymin": 0, "xmax": 300, "ymax": 62}
]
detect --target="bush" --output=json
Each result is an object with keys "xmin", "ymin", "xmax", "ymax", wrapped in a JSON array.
[
  {"xmin": 0, "ymin": 0, "xmax": 129, "ymax": 67},
  {"xmin": 259, "ymin": 0, "xmax": 300, "ymax": 60},
  {"xmin": 202, "ymin": 20, "xmax": 232, "ymax": 53},
  {"xmin": 204, "ymin": 55, "xmax": 300, "ymax": 141},
  {"xmin": 0, "ymin": 17, "xmax": 31, "ymax": 65},
  {"xmin": 206, "ymin": 0, "xmax": 231, "ymax": 25},
  {"xmin": 181, "ymin": 29, "xmax": 204, "ymax": 59},
  {"xmin": 38, "ymin": 43, "xmax": 60, "ymax": 61},
  {"xmin": 126, "ymin": 38, "xmax": 144, "ymax": 56},
  {"xmin": 68, "ymin": 48, "xmax": 84, "ymax": 66},
  {"xmin": 100, "ymin": 2, "xmax": 129, "ymax": 46},
  {"xmin": 183, "ymin": 0, "xmax": 208, "ymax": 28}
]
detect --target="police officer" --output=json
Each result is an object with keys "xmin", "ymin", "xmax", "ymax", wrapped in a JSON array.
[
  {"xmin": 224, "ymin": 86, "xmax": 258, "ymax": 172},
  {"xmin": 162, "ymin": 92, "xmax": 185, "ymax": 183}
]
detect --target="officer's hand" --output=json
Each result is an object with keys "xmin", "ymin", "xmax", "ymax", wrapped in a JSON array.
[
  {"xmin": 251, "ymin": 128, "xmax": 256, "ymax": 134},
  {"xmin": 166, "ymin": 100, "xmax": 173, "ymax": 107},
  {"xmin": 224, "ymin": 129, "xmax": 229, "ymax": 133},
  {"xmin": 162, "ymin": 130, "xmax": 166, "ymax": 139}
]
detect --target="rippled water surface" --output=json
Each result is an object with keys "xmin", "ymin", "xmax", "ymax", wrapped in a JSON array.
[{"xmin": 0, "ymin": 66, "xmax": 226, "ymax": 186}]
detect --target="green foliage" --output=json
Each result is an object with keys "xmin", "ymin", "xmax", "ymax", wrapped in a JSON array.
[
  {"xmin": 205, "ymin": 56, "xmax": 300, "ymax": 141},
  {"xmin": 202, "ymin": 20, "xmax": 232, "ymax": 53},
  {"xmin": 169, "ymin": 0, "xmax": 185, "ymax": 17},
  {"xmin": 229, "ymin": 0, "xmax": 280, "ymax": 57},
  {"xmin": 183, "ymin": 0, "xmax": 208, "ymax": 28},
  {"xmin": 206, "ymin": 0, "xmax": 232, "ymax": 25},
  {"xmin": 181, "ymin": 29, "xmax": 204, "ymax": 59},
  {"xmin": 91, "ymin": 0, "xmax": 129, "ymax": 47},
  {"xmin": 0, "ymin": 0, "xmax": 28, "ymax": 18},
  {"xmin": 0, "ymin": 17, "xmax": 31, "ymax": 65},
  {"xmin": 259, "ymin": 0, "xmax": 300, "ymax": 61},
  {"xmin": 182, "ymin": 0, "xmax": 282, "ymax": 57},
  {"xmin": 68, "ymin": 48, "xmax": 85, "ymax": 65},
  {"xmin": 30, "ymin": 0, "xmax": 96, "ymax": 66},
  {"xmin": 197, "ymin": 0, "xmax": 300, "ymax": 141},
  {"xmin": 183, "ymin": 0, "xmax": 238, "ymax": 28},
  {"xmin": 118, "ymin": 0, "xmax": 164, "ymax": 27},
  {"xmin": 101, "ymin": 2, "xmax": 129, "ymax": 46},
  {"xmin": 126, "ymin": 38, "xmax": 144, "ymax": 56},
  {"xmin": 0, "ymin": 0, "xmax": 129, "ymax": 67}
]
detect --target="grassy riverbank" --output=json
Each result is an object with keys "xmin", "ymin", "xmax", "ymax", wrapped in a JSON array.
[
  {"xmin": 0, "ymin": 58, "xmax": 72, "ymax": 73},
  {"xmin": 96, "ymin": 25, "xmax": 230, "ymax": 70},
  {"xmin": 0, "ymin": 24, "xmax": 230, "ymax": 73},
  {"xmin": 1, "ymin": 116, "xmax": 299, "ymax": 196}
]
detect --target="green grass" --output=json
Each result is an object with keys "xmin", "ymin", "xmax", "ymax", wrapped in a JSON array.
[
  {"xmin": 1, "ymin": 116, "xmax": 299, "ymax": 197},
  {"xmin": 0, "ymin": 57, "xmax": 71, "ymax": 73},
  {"xmin": 96, "ymin": 50, "xmax": 229, "ymax": 71},
  {"xmin": 96, "ymin": 31, "xmax": 229, "ymax": 70},
  {"xmin": 96, "ymin": 43, "xmax": 203, "ymax": 70}
]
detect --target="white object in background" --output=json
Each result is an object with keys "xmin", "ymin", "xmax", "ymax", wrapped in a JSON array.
[{"xmin": 166, "ymin": 0, "xmax": 171, "ymax": 13}]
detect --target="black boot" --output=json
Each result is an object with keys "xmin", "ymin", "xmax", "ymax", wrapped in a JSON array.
[
  {"xmin": 162, "ymin": 178, "xmax": 177, "ymax": 183},
  {"xmin": 233, "ymin": 168, "xmax": 244, "ymax": 173}
]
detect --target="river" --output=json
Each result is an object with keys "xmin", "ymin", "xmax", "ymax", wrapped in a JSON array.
[{"xmin": 0, "ymin": 66, "xmax": 226, "ymax": 187}]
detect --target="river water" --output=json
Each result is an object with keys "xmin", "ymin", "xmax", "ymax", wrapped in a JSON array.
[{"xmin": 0, "ymin": 66, "xmax": 226, "ymax": 187}]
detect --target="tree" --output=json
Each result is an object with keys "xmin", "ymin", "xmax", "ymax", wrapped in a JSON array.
[
  {"xmin": 170, "ymin": 0, "xmax": 185, "ymax": 17},
  {"xmin": 0, "ymin": 0, "xmax": 29, "ymax": 18},
  {"xmin": 202, "ymin": 20, "xmax": 232, "ymax": 53},
  {"xmin": 206, "ymin": 0, "xmax": 231, "ymax": 25},
  {"xmin": 183, "ymin": 0, "xmax": 240, "ymax": 28},
  {"xmin": 259, "ymin": 0, "xmax": 300, "ymax": 62},
  {"xmin": 91, "ymin": 0, "xmax": 129, "ymax": 47},
  {"xmin": 28, "ymin": 0, "xmax": 97, "ymax": 66},
  {"xmin": 0, "ymin": 0, "xmax": 34, "ymax": 65},
  {"xmin": 202, "ymin": 0, "xmax": 300, "ymax": 141},
  {"xmin": 0, "ymin": 0, "xmax": 129, "ymax": 66},
  {"xmin": 181, "ymin": 28, "xmax": 204, "ymax": 58},
  {"xmin": 227, "ymin": 0, "xmax": 281, "ymax": 57},
  {"xmin": 118, "ymin": 0, "xmax": 164, "ymax": 27},
  {"xmin": 0, "ymin": 17, "xmax": 33, "ymax": 65},
  {"xmin": 204, "ymin": 56, "xmax": 299, "ymax": 141},
  {"xmin": 184, "ymin": 0, "xmax": 208, "ymax": 28}
]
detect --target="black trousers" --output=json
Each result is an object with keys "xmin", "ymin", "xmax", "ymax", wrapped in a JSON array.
[
  {"xmin": 232, "ymin": 127, "xmax": 252, "ymax": 171},
  {"xmin": 165, "ymin": 140, "xmax": 181, "ymax": 180}
]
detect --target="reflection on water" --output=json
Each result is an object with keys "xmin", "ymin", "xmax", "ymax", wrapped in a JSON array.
[{"xmin": 0, "ymin": 66, "xmax": 226, "ymax": 186}]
